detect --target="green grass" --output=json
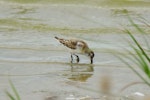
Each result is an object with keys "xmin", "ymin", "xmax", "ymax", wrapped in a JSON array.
[
  {"xmin": 5, "ymin": 80, "xmax": 21, "ymax": 100},
  {"xmin": 117, "ymin": 15, "xmax": 150, "ymax": 87}
]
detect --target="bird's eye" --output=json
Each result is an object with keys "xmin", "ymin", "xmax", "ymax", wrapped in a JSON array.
[
  {"xmin": 77, "ymin": 42, "xmax": 83, "ymax": 47},
  {"xmin": 78, "ymin": 44, "xmax": 82, "ymax": 47}
]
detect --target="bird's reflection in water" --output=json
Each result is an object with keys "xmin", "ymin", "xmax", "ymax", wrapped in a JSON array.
[{"xmin": 67, "ymin": 63, "xmax": 94, "ymax": 82}]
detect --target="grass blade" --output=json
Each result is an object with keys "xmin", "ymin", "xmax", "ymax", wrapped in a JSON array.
[
  {"xmin": 9, "ymin": 80, "xmax": 21, "ymax": 100},
  {"xmin": 125, "ymin": 29, "xmax": 150, "ymax": 63},
  {"xmin": 5, "ymin": 91, "xmax": 16, "ymax": 100},
  {"xmin": 116, "ymin": 55, "xmax": 150, "ymax": 87},
  {"xmin": 128, "ymin": 15, "xmax": 150, "ymax": 49},
  {"xmin": 134, "ymin": 48, "xmax": 150, "ymax": 77},
  {"xmin": 127, "ymin": 15, "xmax": 146, "ymax": 34},
  {"xmin": 137, "ymin": 15, "xmax": 150, "ymax": 28},
  {"xmin": 5, "ymin": 80, "xmax": 21, "ymax": 100}
]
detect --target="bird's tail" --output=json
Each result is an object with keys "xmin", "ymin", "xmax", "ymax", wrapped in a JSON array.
[
  {"xmin": 55, "ymin": 36, "xmax": 59, "ymax": 40},
  {"xmin": 54, "ymin": 36, "xmax": 64, "ymax": 43}
]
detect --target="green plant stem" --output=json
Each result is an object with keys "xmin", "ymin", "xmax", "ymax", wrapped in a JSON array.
[{"xmin": 125, "ymin": 29, "xmax": 150, "ymax": 63}]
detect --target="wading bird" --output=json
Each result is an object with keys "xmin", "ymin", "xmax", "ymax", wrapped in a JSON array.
[{"xmin": 55, "ymin": 36, "xmax": 94, "ymax": 64}]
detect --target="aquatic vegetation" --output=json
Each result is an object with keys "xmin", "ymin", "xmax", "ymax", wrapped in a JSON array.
[
  {"xmin": 6, "ymin": 0, "xmax": 150, "ymax": 7},
  {"xmin": 8, "ymin": 0, "xmax": 39, "ymax": 3},
  {"xmin": 5, "ymin": 80, "xmax": 21, "ymax": 100},
  {"xmin": 117, "ymin": 16, "xmax": 150, "ymax": 88},
  {"xmin": 0, "ymin": 18, "xmax": 122, "ymax": 33},
  {"xmin": 102, "ymin": 0, "xmax": 150, "ymax": 7},
  {"xmin": 111, "ymin": 9, "xmax": 136, "ymax": 17},
  {"xmin": 12, "ymin": 6, "xmax": 36, "ymax": 15}
]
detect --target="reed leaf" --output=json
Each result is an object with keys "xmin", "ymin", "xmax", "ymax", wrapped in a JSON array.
[
  {"xmin": 118, "ymin": 16, "xmax": 150, "ymax": 87},
  {"xmin": 5, "ymin": 80, "xmax": 21, "ymax": 100},
  {"xmin": 116, "ymin": 55, "xmax": 150, "ymax": 86},
  {"xmin": 125, "ymin": 29, "xmax": 150, "ymax": 63},
  {"xmin": 5, "ymin": 91, "xmax": 16, "ymax": 100},
  {"xmin": 127, "ymin": 15, "xmax": 150, "ymax": 49}
]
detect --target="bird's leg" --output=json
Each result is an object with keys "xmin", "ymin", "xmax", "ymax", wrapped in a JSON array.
[
  {"xmin": 71, "ymin": 54, "xmax": 73, "ymax": 63},
  {"xmin": 74, "ymin": 54, "xmax": 80, "ymax": 63},
  {"xmin": 90, "ymin": 57, "xmax": 93, "ymax": 64}
]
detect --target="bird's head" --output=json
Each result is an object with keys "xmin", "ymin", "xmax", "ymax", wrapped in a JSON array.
[{"xmin": 88, "ymin": 50, "xmax": 94, "ymax": 64}]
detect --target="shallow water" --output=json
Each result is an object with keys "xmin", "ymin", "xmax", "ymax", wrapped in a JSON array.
[{"xmin": 0, "ymin": 1, "xmax": 150, "ymax": 100}]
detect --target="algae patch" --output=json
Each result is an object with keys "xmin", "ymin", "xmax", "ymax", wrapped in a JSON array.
[{"xmin": 0, "ymin": 18, "xmax": 123, "ymax": 33}]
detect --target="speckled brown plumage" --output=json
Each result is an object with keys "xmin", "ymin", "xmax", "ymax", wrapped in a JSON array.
[
  {"xmin": 55, "ymin": 36, "xmax": 77, "ymax": 49},
  {"xmin": 55, "ymin": 36, "xmax": 94, "ymax": 64}
]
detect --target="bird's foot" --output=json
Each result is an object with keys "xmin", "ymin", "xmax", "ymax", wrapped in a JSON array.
[
  {"xmin": 75, "ymin": 55, "xmax": 80, "ymax": 63},
  {"xmin": 70, "ymin": 54, "xmax": 80, "ymax": 64},
  {"xmin": 76, "ymin": 57, "xmax": 79, "ymax": 63}
]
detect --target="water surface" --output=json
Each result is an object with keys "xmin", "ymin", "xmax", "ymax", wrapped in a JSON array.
[{"xmin": 0, "ymin": 0, "xmax": 150, "ymax": 100}]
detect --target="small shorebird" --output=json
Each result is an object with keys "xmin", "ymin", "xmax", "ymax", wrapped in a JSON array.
[{"xmin": 55, "ymin": 36, "xmax": 94, "ymax": 64}]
